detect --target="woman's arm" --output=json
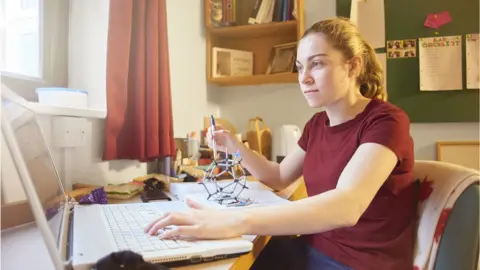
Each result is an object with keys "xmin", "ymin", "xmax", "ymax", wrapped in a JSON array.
[
  {"xmin": 237, "ymin": 143, "xmax": 305, "ymax": 191},
  {"xmin": 238, "ymin": 142, "xmax": 398, "ymax": 236}
]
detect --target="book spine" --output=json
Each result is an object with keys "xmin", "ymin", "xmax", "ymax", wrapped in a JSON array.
[
  {"xmin": 255, "ymin": 0, "xmax": 269, "ymax": 23},
  {"xmin": 225, "ymin": 0, "xmax": 234, "ymax": 24},
  {"xmin": 286, "ymin": 0, "xmax": 292, "ymax": 20},
  {"xmin": 248, "ymin": 0, "xmax": 263, "ymax": 24},
  {"xmin": 273, "ymin": 0, "xmax": 283, "ymax": 21},
  {"xmin": 233, "ymin": 0, "xmax": 236, "ymax": 23},
  {"xmin": 222, "ymin": 0, "xmax": 227, "ymax": 22},
  {"xmin": 209, "ymin": 0, "xmax": 223, "ymax": 27}
]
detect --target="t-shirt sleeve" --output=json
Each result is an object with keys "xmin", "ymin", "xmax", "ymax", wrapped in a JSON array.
[
  {"xmin": 298, "ymin": 117, "xmax": 314, "ymax": 151},
  {"xmin": 359, "ymin": 109, "xmax": 411, "ymax": 160}
]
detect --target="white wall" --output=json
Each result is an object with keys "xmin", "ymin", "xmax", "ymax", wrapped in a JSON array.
[
  {"xmin": 48, "ymin": 116, "xmax": 152, "ymax": 187},
  {"xmin": 411, "ymin": 123, "xmax": 479, "ymax": 159},
  {"xmin": 68, "ymin": 0, "xmax": 109, "ymax": 110},
  {"xmin": 166, "ymin": 1, "xmax": 220, "ymax": 136},
  {"xmin": 217, "ymin": 0, "xmax": 480, "ymax": 161}
]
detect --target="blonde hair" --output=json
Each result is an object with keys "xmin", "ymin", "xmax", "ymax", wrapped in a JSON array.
[{"xmin": 302, "ymin": 17, "xmax": 387, "ymax": 101}]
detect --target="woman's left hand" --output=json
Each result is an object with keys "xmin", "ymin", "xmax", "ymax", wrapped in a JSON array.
[{"xmin": 143, "ymin": 198, "xmax": 247, "ymax": 240}]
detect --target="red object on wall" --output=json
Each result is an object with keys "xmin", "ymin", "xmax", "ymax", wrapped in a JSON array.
[{"xmin": 103, "ymin": 0, "xmax": 175, "ymax": 162}]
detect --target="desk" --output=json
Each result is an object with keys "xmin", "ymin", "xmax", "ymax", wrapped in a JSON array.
[{"xmin": 1, "ymin": 179, "xmax": 306, "ymax": 270}]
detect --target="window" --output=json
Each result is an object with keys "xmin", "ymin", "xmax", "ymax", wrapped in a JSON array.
[
  {"xmin": 21, "ymin": 0, "xmax": 37, "ymax": 10},
  {"xmin": 0, "ymin": 0, "xmax": 41, "ymax": 79}
]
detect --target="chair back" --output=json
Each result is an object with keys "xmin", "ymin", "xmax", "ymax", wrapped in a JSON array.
[{"xmin": 412, "ymin": 160, "xmax": 479, "ymax": 270}]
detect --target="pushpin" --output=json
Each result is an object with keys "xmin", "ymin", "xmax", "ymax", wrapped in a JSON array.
[
  {"xmin": 434, "ymin": 32, "xmax": 439, "ymax": 35},
  {"xmin": 434, "ymin": 14, "xmax": 438, "ymax": 18}
]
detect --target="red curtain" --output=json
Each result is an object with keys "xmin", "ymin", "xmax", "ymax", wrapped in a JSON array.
[{"xmin": 103, "ymin": 0, "xmax": 175, "ymax": 162}]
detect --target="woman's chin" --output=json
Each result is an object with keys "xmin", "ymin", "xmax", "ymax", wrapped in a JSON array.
[{"xmin": 305, "ymin": 99, "xmax": 325, "ymax": 108}]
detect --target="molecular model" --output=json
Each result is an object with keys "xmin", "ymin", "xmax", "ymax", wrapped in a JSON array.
[{"xmin": 199, "ymin": 148, "xmax": 251, "ymax": 206}]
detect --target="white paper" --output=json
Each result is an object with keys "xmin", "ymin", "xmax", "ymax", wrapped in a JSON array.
[
  {"xmin": 169, "ymin": 180, "xmax": 273, "ymax": 195},
  {"xmin": 419, "ymin": 36, "xmax": 463, "ymax": 91},
  {"xmin": 376, "ymin": 53, "xmax": 387, "ymax": 92},
  {"xmin": 466, "ymin": 33, "xmax": 480, "ymax": 89},
  {"xmin": 350, "ymin": 0, "xmax": 385, "ymax": 49},
  {"xmin": 181, "ymin": 190, "xmax": 291, "ymax": 209},
  {"xmin": 169, "ymin": 181, "xmax": 290, "ymax": 208}
]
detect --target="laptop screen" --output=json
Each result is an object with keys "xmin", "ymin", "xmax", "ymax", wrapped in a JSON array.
[{"xmin": 2, "ymin": 96, "xmax": 66, "ymax": 248}]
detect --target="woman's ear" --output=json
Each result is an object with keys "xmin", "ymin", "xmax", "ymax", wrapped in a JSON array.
[{"xmin": 348, "ymin": 56, "xmax": 363, "ymax": 78}]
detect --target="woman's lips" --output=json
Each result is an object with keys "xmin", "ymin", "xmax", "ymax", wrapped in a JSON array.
[{"xmin": 303, "ymin": 89, "xmax": 319, "ymax": 94}]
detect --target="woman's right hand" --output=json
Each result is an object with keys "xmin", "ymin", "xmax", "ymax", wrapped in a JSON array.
[{"xmin": 206, "ymin": 124, "xmax": 241, "ymax": 153}]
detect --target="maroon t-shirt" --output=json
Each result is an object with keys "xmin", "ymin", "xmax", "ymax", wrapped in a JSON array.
[{"xmin": 298, "ymin": 99, "xmax": 416, "ymax": 270}]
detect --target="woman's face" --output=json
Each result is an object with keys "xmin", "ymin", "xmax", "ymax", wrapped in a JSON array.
[{"xmin": 296, "ymin": 33, "xmax": 354, "ymax": 108}]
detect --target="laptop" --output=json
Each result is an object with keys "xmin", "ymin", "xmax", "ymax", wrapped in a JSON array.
[{"xmin": 1, "ymin": 88, "xmax": 253, "ymax": 270}]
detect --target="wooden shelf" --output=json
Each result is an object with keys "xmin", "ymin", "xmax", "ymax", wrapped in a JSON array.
[
  {"xmin": 208, "ymin": 20, "xmax": 298, "ymax": 39},
  {"xmin": 209, "ymin": 73, "xmax": 298, "ymax": 86},
  {"xmin": 205, "ymin": 0, "xmax": 304, "ymax": 87}
]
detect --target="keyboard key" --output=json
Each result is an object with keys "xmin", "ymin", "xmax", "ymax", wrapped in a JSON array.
[
  {"xmin": 176, "ymin": 240, "xmax": 192, "ymax": 247},
  {"xmin": 163, "ymin": 240, "xmax": 179, "ymax": 248},
  {"xmin": 154, "ymin": 244, "xmax": 166, "ymax": 250},
  {"xmin": 142, "ymin": 246, "xmax": 155, "ymax": 252}
]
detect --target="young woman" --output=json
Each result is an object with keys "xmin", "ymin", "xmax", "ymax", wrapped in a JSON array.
[{"xmin": 145, "ymin": 17, "xmax": 416, "ymax": 270}]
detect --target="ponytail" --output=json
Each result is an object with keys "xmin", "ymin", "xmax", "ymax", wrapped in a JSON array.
[{"xmin": 358, "ymin": 41, "xmax": 387, "ymax": 101}]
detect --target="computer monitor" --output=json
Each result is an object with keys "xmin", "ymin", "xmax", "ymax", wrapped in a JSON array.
[{"xmin": 1, "ymin": 88, "xmax": 70, "ymax": 270}]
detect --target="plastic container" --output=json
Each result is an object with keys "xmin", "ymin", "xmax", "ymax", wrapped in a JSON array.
[{"xmin": 35, "ymin": 87, "xmax": 88, "ymax": 108}]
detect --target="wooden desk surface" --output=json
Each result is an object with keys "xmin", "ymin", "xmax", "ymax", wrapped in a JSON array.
[{"xmin": 1, "ymin": 179, "xmax": 306, "ymax": 270}]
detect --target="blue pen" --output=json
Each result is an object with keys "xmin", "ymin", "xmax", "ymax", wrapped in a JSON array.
[
  {"xmin": 210, "ymin": 115, "xmax": 217, "ymax": 159},
  {"xmin": 210, "ymin": 115, "xmax": 216, "ymax": 129}
]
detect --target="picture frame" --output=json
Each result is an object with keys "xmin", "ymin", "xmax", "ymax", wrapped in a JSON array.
[
  {"xmin": 436, "ymin": 141, "xmax": 480, "ymax": 171},
  {"xmin": 266, "ymin": 42, "xmax": 297, "ymax": 74},
  {"xmin": 386, "ymin": 39, "xmax": 417, "ymax": 59}
]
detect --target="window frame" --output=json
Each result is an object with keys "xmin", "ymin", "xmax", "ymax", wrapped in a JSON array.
[{"xmin": 0, "ymin": 0, "xmax": 45, "ymax": 83}]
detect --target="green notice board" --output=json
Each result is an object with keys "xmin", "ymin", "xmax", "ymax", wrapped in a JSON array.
[{"xmin": 337, "ymin": 0, "xmax": 479, "ymax": 122}]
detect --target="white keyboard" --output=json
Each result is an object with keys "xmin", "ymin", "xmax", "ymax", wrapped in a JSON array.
[{"xmin": 102, "ymin": 204, "xmax": 194, "ymax": 253}]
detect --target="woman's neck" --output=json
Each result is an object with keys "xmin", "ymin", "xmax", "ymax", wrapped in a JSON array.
[{"xmin": 324, "ymin": 91, "xmax": 371, "ymax": 127}]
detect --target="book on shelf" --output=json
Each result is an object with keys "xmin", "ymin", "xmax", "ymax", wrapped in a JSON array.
[
  {"xmin": 248, "ymin": 0, "xmax": 296, "ymax": 24},
  {"xmin": 212, "ymin": 47, "xmax": 253, "ymax": 78},
  {"xmin": 207, "ymin": 0, "xmax": 236, "ymax": 27},
  {"xmin": 206, "ymin": 0, "xmax": 296, "ymax": 27}
]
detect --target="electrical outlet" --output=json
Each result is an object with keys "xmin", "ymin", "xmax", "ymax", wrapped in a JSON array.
[{"xmin": 51, "ymin": 116, "xmax": 87, "ymax": 148}]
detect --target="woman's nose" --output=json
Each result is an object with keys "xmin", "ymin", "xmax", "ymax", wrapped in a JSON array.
[{"xmin": 300, "ymin": 70, "xmax": 314, "ymax": 85}]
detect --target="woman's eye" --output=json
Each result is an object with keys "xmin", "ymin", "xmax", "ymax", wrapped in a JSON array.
[
  {"xmin": 296, "ymin": 65, "xmax": 303, "ymax": 71},
  {"xmin": 311, "ymin": 61, "xmax": 323, "ymax": 67}
]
